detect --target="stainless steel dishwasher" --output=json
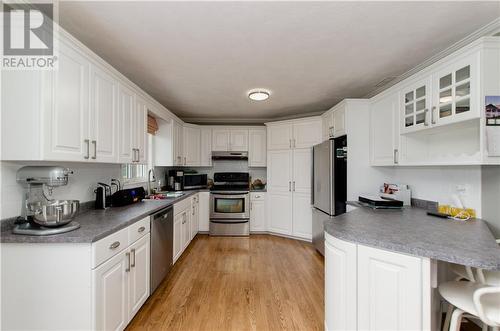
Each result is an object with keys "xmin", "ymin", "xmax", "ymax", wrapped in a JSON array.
[{"xmin": 150, "ymin": 206, "xmax": 173, "ymax": 294}]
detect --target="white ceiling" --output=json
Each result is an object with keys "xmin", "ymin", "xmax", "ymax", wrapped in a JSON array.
[{"xmin": 59, "ymin": 1, "xmax": 500, "ymax": 123}]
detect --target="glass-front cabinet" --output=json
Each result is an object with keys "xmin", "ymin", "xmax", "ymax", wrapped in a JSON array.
[
  {"xmin": 399, "ymin": 52, "xmax": 479, "ymax": 134},
  {"xmin": 432, "ymin": 53, "xmax": 479, "ymax": 127},
  {"xmin": 400, "ymin": 78, "xmax": 431, "ymax": 134}
]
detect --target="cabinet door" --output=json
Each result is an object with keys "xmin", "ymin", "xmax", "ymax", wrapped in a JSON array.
[
  {"xmin": 118, "ymin": 85, "xmax": 135, "ymax": 163},
  {"xmin": 183, "ymin": 126, "xmax": 201, "ymax": 166},
  {"xmin": 432, "ymin": 53, "xmax": 479, "ymax": 127},
  {"xmin": 229, "ymin": 129, "xmax": 248, "ymax": 151},
  {"xmin": 333, "ymin": 107, "xmax": 346, "ymax": 138},
  {"xmin": 200, "ymin": 127, "xmax": 212, "ymax": 166},
  {"xmin": 93, "ymin": 249, "xmax": 129, "ymax": 331},
  {"xmin": 321, "ymin": 111, "xmax": 334, "ymax": 142},
  {"xmin": 248, "ymin": 129, "xmax": 266, "ymax": 167},
  {"xmin": 198, "ymin": 192, "xmax": 210, "ymax": 232},
  {"xmin": 400, "ymin": 78, "xmax": 432, "ymax": 134},
  {"xmin": 267, "ymin": 124, "xmax": 292, "ymax": 150},
  {"xmin": 325, "ymin": 236, "xmax": 357, "ymax": 331},
  {"xmin": 292, "ymin": 148, "xmax": 312, "ymax": 193},
  {"xmin": 212, "ymin": 129, "xmax": 230, "ymax": 151},
  {"xmin": 250, "ymin": 198, "xmax": 266, "ymax": 232},
  {"xmin": 267, "ymin": 150, "xmax": 292, "ymax": 192},
  {"xmin": 90, "ymin": 64, "xmax": 117, "ymax": 163},
  {"xmin": 129, "ymin": 234, "xmax": 150, "ymax": 321},
  {"xmin": 135, "ymin": 97, "xmax": 148, "ymax": 164},
  {"xmin": 292, "ymin": 192, "xmax": 312, "ymax": 239},
  {"xmin": 292, "ymin": 119, "xmax": 322, "ymax": 149},
  {"xmin": 370, "ymin": 92, "xmax": 399, "ymax": 166},
  {"xmin": 45, "ymin": 41, "xmax": 89, "ymax": 161},
  {"xmin": 357, "ymin": 245, "xmax": 423, "ymax": 331},
  {"xmin": 182, "ymin": 211, "xmax": 191, "ymax": 250},
  {"xmin": 191, "ymin": 195, "xmax": 199, "ymax": 240},
  {"xmin": 173, "ymin": 121, "xmax": 183, "ymax": 166},
  {"xmin": 267, "ymin": 191, "xmax": 292, "ymax": 235},
  {"xmin": 173, "ymin": 212, "xmax": 183, "ymax": 263}
]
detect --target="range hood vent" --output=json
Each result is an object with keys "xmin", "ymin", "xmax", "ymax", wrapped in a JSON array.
[{"xmin": 212, "ymin": 151, "xmax": 248, "ymax": 160}]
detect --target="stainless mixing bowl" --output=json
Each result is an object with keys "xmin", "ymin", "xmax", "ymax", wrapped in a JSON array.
[{"xmin": 29, "ymin": 200, "xmax": 80, "ymax": 227}]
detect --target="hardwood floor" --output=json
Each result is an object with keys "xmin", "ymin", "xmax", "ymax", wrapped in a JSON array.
[{"xmin": 127, "ymin": 234, "xmax": 324, "ymax": 331}]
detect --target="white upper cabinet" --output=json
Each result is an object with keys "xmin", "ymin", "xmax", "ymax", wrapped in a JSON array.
[
  {"xmin": 90, "ymin": 63, "xmax": 118, "ymax": 163},
  {"xmin": 212, "ymin": 128, "xmax": 231, "ymax": 151},
  {"xmin": 267, "ymin": 117, "xmax": 321, "ymax": 150},
  {"xmin": 432, "ymin": 53, "xmax": 479, "ymax": 127},
  {"xmin": 370, "ymin": 92, "xmax": 399, "ymax": 166},
  {"xmin": 292, "ymin": 118, "xmax": 322, "ymax": 148},
  {"xmin": 230, "ymin": 129, "xmax": 249, "ymax": 151},
  {"xmin": 321, "ymin": 111, "xmax": 334, "ymax": 141},
  {"xmin": 183, "ymin": 125, "xmax": 201, "ymax": 166},
  {"xmin": 248, "ymin": 128, "xmax": 267, "ymax": 167},
  {"xmin": 134, "ymin": 96, "xmax": 148, "ymax": 164},
  {"xmin": 400, "ymin": 77, "xmax": 432, "ymax": 134},
  {"xmin": 45, "ymin": 40, "xmax": 90, "ymax": 161},
  {"xmin": 333, "ymin": 106, "xmax": 346, "ymax": 138},
  {"xmin": 118, "ymin": 84, "xmax": 135, "ymax": 164},
  {"xmin": 173, "ymin": 121, "xmax": 184, "ymax": 166},
  {"xmin": 292, "ymin": 148, "xmax": 312, "ymax": 193},
  {"xmin": 212, "ymin": 128, "xmax": 249, "ymax": 151},
  {"xmin": 200, "ymin": 127, "xmax": 212, "ymax": 167},
  {"xmin": 267, "ymin": 123, "xmax": 293, "ymax": 150}
]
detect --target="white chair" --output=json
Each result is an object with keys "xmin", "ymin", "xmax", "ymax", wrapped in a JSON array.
[{"xmin": 440, "ymin": 239, "xmax": 500, "ymax": 331}]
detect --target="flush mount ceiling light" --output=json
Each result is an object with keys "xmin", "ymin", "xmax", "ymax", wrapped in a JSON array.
[{"xmin": 248, "ymin": 90, "xmax": 270, "ymax": 101}]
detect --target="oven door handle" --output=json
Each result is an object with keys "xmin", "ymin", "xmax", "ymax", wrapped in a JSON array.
[{"xmin": 212, "ymin": 194, "xmax": 249, "ymax": 199}]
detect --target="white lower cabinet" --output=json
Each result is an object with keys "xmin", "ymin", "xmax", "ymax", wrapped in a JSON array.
[
  {"xmin": 267, "ymin": 191, "xmax": 293, "ymax": 235},
  {"xmin": 128, "ymin": 235, "xmax": 150, "ymax": 320},
  {"xmin": 173, "ymin": 197, "xmax": 196, "ymax": 263},
  {"xmin": 250, "ymin": 192, "xmax": 266, "ymax": 232},
  {"xmin": 325, "ymin": 233, "xmax": 431, "ymax": 331},
  {"xmin": 198, "ymin": 192, "xmax": 210, "ymax": 232},
  {"xmin": 325, "ymin": 237, "xmax": 357, "ymax": 331},
  {"xmin": 191, "ymin": 194, "xmax": 200, "ymax": 240}
]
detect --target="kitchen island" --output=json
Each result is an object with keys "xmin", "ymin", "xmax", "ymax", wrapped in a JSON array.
[{"xmin": 323, "ymin": 205, "xmax": 500, "ymax": 331}]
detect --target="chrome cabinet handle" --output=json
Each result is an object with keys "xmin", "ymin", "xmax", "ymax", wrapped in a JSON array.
[
  {"xmin": 131, "ymin": 248, "xmax": 136, "ymax": 268},
  {"xmin": 184, "ymin": 157, "xmax": 187, "ymax": 165},
  {"xmin": 109, "ymin": 241, "xmax": 120, "ymax": 249},
  {"xmin": 138, "ymin": 226, "xmax": 145, "ymax": 233},
  {"xmin": 293, "ymin": 139, "xmax": 296, "ymax": 148},
  {"xmin": 292, "ymin": 181, "xmax": 295, "ymax": 191},
  {"xmin": 431, "ymin": 106, "xmax": 436, "ymax": 124},
  {"xmin": 289, "ymin": 181, "xmax": 291, "ymax": 192},
  {"xmin": 289, "ymin": 139, "xmax": 292, "ymax": 149},
  {"xmin": 84, "ymin": 139, "xmax": 90, "ymax": 159},
  {"xmin": 393, "ymin": 149, "xmax": 399, "ymax": 165},
  {"xmin": 126, "ymin": 252, "xmax": 131, "ymax": 272},
  {"xmin": 250, "ymin": 202, "xmax": 253, "ymax": 211},
  {"xmin": 91, "ymin": 140, "xmax": 97, "ymax": 159},
  {"xmin": 424, "ymin": 109, "xmax": 429, "ymax": 126}
]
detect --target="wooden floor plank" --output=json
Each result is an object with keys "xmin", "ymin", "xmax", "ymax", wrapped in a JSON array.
[{"xmin": 126, "ymin": 234, "xmax": 324, "ymax": 331}]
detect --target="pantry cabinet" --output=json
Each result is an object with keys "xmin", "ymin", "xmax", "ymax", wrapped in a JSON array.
[
  {"xmin": 212, "ymin": 128, "xmax": 249, "ymax": 151},
  {"xmin": 267, "ymin": 117, "xmax": 321, "ymax": 150},
  {"xmin": 266, "ymin": 117, "xmax": 318, "ymax": 240},
  {"xmin": 248, "ymin": 128, "xmax": 267, "ymax": 167},
  {"xmin": 325, "ymin": 233, "xmax": 431, "ymax": 331}
]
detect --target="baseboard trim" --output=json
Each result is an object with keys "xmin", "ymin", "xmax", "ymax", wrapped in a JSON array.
[{"xmin": 196, "ymin": 230, "xmax": 312, "ymax": 243}]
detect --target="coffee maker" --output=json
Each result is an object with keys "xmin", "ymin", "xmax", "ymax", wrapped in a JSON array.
[{"xmin": 167, "ymin": 169, "xmax": 184, "ymax": 191}]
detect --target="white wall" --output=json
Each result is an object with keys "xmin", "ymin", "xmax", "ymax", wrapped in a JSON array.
[
  {"xmin": 0, "ymin": 161, "xmax": 122, "ymax": 219},
  {"xmin": 481, "ymin": 166, "xmax": 500, "ymax": 237}
]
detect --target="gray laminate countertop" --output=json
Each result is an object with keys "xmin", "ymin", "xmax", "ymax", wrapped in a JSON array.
[
  {"xmin": 0, "ymin": 191, "xmax": 199, "ymax": 244},
  {"xmin": 324, "ymin": 204, "xmax": 500, "ymax": 270}
]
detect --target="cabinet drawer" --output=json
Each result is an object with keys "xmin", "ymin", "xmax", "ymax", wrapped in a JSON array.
[
  {"xmin": 92, "ymin": 227, "xmax": 129, "ymax": 268},
  {"xmin": 129, "ymin": 216, "xmax": 150, "ymax": 244},
  {"xmin": 174, "ymin": 198, "xmax": 191, "ymax": 216},
  {"xmin": 250, "ymin": 192, "xmax": 266, "ymax": 201}
]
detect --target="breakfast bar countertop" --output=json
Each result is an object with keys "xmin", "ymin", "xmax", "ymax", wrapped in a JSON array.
[{"xmin": 324, "ymin": 204, "xmax": 500, "ymax": 270}]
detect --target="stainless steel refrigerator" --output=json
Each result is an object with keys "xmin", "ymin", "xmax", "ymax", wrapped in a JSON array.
[{"xmin": 312, "ymin": 136, "xmax": 347, "ymax": 255}]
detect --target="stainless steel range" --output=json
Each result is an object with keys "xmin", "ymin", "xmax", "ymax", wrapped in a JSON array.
[{"xmin": 209, "ymin": 172, "xmax": 250, "ymax": 236}]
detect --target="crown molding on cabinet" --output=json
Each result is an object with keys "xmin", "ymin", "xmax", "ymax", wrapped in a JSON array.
[
  {"xmin": 364, "ymin": 17, "xmax": 500, "ymax": 99},
  {"xmin": 182, "ymin": 110, "xmax": 325, "ymax": 125}
]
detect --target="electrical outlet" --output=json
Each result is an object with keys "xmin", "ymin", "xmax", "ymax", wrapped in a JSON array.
[{"xmin": 455, "ymin": 184, "xmax": 468, "ymax": 194}]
